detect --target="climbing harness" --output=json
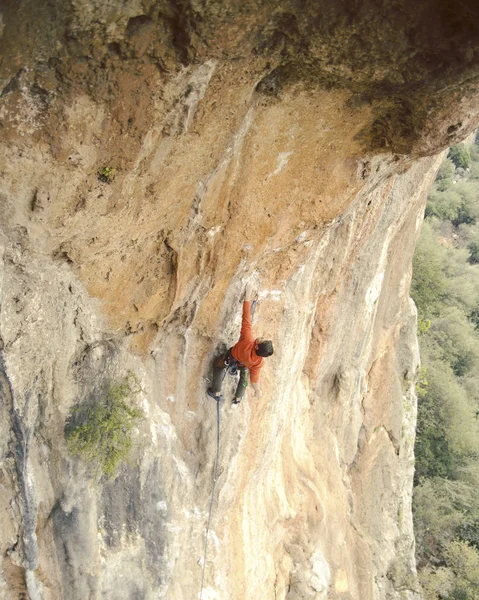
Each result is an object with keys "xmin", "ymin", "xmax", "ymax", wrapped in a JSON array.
[
  {"xmin": 199, "ymin": 296, "xmax": 258, "ymax": 598},
  {"xmin": 227, "ymin": 359, "xmax": 239, "ymax": 376},
  {"xmin": 225, "ymin": 350, "xmax": 240, "ymax": 376}
]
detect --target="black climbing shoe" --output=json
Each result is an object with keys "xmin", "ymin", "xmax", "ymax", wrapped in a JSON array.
[
  {"xmin": 207, "ymin": 388, "xmax": 223, "ymax": 402},
  {"xmin": 232, "ymin": 398, "xmax": 241, "ymax": 405}
]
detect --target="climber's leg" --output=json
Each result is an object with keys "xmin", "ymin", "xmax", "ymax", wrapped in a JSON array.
[
  {"xmin": 232, "ymin": 366, "xmax": 249, "ymax": 404},
  {"xmin": 208, "ymin": 354, "xmax": 227, "ymax": 400}
]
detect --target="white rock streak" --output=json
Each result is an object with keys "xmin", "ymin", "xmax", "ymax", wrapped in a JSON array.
[{"xmin": 272, "ymin": 150, "xmax": 294, "ymax": 175}]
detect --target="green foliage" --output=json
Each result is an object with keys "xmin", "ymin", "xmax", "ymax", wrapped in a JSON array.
[
  {"xmin": 435, "ymin": 159, "xmax": 456, "ymax": 191},
  {"xmin": 444, "ymin": 541, "xmax": 479, "ymax": 599},
  {"xmin": 419, "ymin": 566, "xmax": 455, "ymax": 600},
  {"xmin": 417, "ymin": 328, "xmax": 479, "ymax": 461},
  {"xmin": 413, "ymin": 139, "xmax": 479, "ymax": 598},
  {"xmin": 437, "ymin": 158, "xmax": 456, "ymax": 181},
  {"xmin": 426, "ymin": 189, "xmax": 462, "ymax": 221},
  {"xmin": 416, "ymin": 366, "xmax": 429, "ymax": 398},
  {"xmin": 98, "ymin": 166, "xmax": 118, "ymax": 183},
  {"xmin": 468, "ymin": 241, "xmax": 479, "ymax": 264},
  {"xmin": 440, "ymin": 251, "xmax": 479, "ymax": 314},
  {"xmin": 469, "ymin": 309, "xmax": 479, "ymax": 329},
  {"xmin": 436, "ymin": 177, "xmax": 454, "ymax": 192},
  {"xmin": 411, "ymin": 222, "xmax": 447, "ymax": 318},
  {"xmin": 448, "ymin": 144, "xmax": 471, "ymax": 170},
  {"xmin": 469, "ymin": 160, "xmax": 479, "ymax": 178},
  {"xmin": 414, "ymin": 362, "xmax": 457, "ymax": 481},
  {"xmin": 456, "ymin": 520, "xmax": 479, "ymax": 550},
  {"xmin": 66, "ymin": 372, "xmax": 144, "ymax": 479},
  {"xmin": 418, "ymin": 317, "xmax": 432, "ymax": 335},
  {"xmin": 431, "ymin": 308, "xmax": 479, "ymax": 378},
  {"xmin": 452, "ymin": 183, "xmax": 478, "ymax": 227},
  {"xmin": 414, "ymin": 478, "xmax": 479, "ymax": 554},
  {"xmin": 426, "ymin": 182, "xmax": 479, "ymax": 226},
  {"xmin": 415, "ymin": 430, "xmax": 454, "ymax": 481}
]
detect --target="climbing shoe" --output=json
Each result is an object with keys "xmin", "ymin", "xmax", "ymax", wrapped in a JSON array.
[
  {"xmin": 232, "ymin": 397, "xmax": 241, "ymax": 405},
  {"xmin": 207, "ymin": 388, "xmax": 223, "ymax": 402}
]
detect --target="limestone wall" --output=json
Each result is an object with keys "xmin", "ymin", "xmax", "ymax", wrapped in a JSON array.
[{"xmin": 1, "ymin": 2, "xmax": 479, "ymax": 599}]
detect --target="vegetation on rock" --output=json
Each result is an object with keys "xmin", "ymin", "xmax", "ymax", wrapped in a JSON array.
[
  {"xmin": 66, "ymin": 372, "xmax": 144, "ymax": 479},
  {"xmin": 98, "ymin": 167, "xmax": 118, "ymax": 183},
  {"xmin": 412, "ymin": 136, "xmax": 479, "ymax": 600}
]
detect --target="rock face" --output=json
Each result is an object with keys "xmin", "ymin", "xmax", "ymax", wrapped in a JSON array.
[{"xmin": 1, "ymin": 2, "xmax": 479, "ymax": 599}]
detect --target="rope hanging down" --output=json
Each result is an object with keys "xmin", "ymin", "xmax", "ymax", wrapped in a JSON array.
[
  {"xmin": 199, "ymin": 298, "xmax": 257, "ymax": 599},
  {"xmin": 199, "ymin": 397, "xmax": 221, "ymax": 600}
]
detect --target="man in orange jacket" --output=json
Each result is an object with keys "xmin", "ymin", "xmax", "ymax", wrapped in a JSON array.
[{"xmin": 208, "ymin": 283, "xmax": 274, "ymax": 404}]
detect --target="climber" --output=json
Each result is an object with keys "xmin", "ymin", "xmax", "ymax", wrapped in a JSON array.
[{"xmin": 207, "ymin": 283, "xmax": 274, "ymax": 405}]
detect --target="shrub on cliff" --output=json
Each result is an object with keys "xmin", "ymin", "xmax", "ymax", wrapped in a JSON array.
[{"xmin": 66, "ymin": 372, "xmax": 144, "ymax": 479}]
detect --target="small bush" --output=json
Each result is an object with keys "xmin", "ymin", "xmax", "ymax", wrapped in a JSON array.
[
  {"xmin": 66, "ymin": 373, "xmax": 144, "ymax": 479},
  {"xmin": 416, "ymin": 366, "xmax": 429, "ymax": 400},
  {"xmin": 418, "ymin": 318, "xmax": 432, "ymax": 336},
  {"xmin": 98, "ymin": 167, "xmax": 117, "ymax": 183}
]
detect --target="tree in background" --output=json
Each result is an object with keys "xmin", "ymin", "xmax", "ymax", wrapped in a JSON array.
[
  {"xmin": 412, "ymin": 136, "xmax": 479, "ymax": 600},
  {"xmin": 448, "ymin": 143, "xmax": 471, "ymax": 170}
]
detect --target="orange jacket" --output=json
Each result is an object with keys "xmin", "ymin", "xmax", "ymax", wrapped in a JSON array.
[{"xmin": 231, "ymin": 301, "xmax": 263, "ymax": 383}]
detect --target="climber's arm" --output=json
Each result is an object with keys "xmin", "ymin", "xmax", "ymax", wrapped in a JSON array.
[
  {"xmin": 250, "ymin": 362, "xmax": 263, "ymax": 397},
  {"xmin": 239, "ymin": 282, "xmax": 255, "ymax": 342}
]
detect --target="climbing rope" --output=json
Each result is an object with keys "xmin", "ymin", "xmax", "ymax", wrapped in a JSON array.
[
  {"xmin": 199, "ymin": 395, "xmax": 221, "ymax": 600},
  {"xmin": 199, "ymin": 296, "xmax": 258, "ymax": 598}
]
